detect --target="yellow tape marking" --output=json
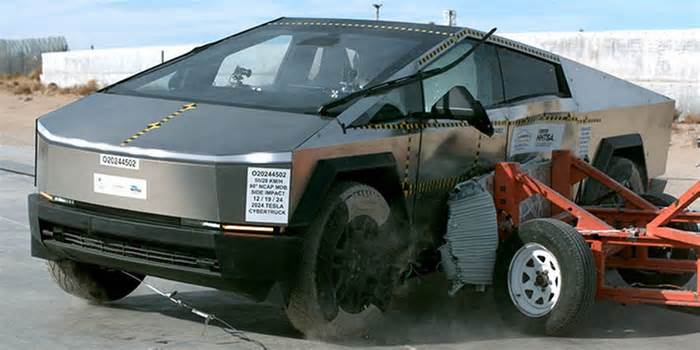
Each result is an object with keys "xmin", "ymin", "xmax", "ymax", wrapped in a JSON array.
[{"xmin": 120, "ymin": 103, "xmax": 197, "ymax": 146}]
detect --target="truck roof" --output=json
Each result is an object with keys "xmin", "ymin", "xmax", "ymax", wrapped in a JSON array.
[
  {"xmin": 277, "ymin": 17, "xmax": 465, "ymax": 35},
  {"xmin": 275, "ymin": 17, "xmax": 561, "ymax": 64}
]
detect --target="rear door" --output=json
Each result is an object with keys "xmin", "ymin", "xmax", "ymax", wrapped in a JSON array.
[{"xmin": 495, "ymin": 46, "xmax": 577, "ymax": 164}]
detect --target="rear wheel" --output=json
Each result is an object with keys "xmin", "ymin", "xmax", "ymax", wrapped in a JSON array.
[
  {"xmin": 48, "ymin": 260, "xmax": 144, "ymax": 302},
  {"xmin": 494, "ymin": 219, "xmax": 596, "ymax": 336},
  {"xmin": 285, "ymin": 181, "xmax": 409, "ymax": 339},
  {"xmin": 585, "ymin": 156, "xmax": 644, "ymax": 206},
  {"xmin": 617, "ymin": 192, "xmax": 698, "ymax": 287}
]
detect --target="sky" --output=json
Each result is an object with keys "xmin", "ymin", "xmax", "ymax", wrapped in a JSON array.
[{"xmin": 0, "ymin": 0, "xmax": 698, "ymax": 49}]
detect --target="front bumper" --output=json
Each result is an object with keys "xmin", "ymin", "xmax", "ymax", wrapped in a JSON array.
[{"xmin": 28, "ymin": 194, "xmax": 301, "ymax": 301}]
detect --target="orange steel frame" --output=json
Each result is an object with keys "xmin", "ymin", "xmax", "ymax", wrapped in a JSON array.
[{"xmin": 494, "ymin": 150, "xmax": 700, "ymax": 307}]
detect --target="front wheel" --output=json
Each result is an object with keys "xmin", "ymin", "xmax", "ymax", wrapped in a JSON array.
[
  {"xmin": 48, "ymin": 260, "xmax": 144, "ymax": 302},
  {"xmin": 285, "ymin": 181, "xmax": 410, "ymax": 339},
  {"xmin": 494, "ymin": 219, "xmax": 596, "ymax": 336}
]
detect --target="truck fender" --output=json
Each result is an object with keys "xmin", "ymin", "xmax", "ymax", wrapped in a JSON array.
[{"xmin": 290, "ymin": 152, "xmax": 406, "ymax": 228}]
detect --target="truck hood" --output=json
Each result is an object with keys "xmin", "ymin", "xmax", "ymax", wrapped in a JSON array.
[{"xmin": 38, "ymin": 93, "xmax": 331, "ymax": 162}]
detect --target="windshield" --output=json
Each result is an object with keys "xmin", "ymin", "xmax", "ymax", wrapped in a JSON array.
[{"xmin": 106, "ymin": 21, "xmax": 446, "ymax": 114}]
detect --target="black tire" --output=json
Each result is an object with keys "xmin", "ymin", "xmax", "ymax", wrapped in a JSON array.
[
  {"xmin": 585, "ymin": 156, "xmax": 645, "ymax": 206},
  {"xmin": 285, "ymin": 181, "xmax": 408, "ymax": 339},
  {"xmin": 617, "ymin": 192, "xmax": 698, "ymax": 287},
  {"xmin": 494, "ymin": 219, "xmax": 596, "ymax": 336},
  {"xmin": 47, "ymin": 260, "xmax": 144, "ymax": 302}
]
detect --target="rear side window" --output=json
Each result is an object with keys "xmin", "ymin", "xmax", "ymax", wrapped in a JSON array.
[{"xmin": 497, "ymin": 48, "xmax": 568, "ymax": 102}]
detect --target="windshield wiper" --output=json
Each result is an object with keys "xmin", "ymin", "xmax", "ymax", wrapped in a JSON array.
[{"xmin": 318, "ymin": 27, "xmax": 497, "ymax": 116}]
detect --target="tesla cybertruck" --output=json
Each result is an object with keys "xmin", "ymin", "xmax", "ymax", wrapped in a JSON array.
[{"xmin": 29, "ymin": 18, "xmax": 674, "ymax": 336}]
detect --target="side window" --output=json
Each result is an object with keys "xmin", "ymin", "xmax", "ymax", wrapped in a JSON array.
[
  {"xmin": 213, "ymin": 35, "xmax": 292, "ymax": 87},
  {"xmin": 497, "ymin": 48, "xmax": 567, "ymax": 101},
  {"xmin": 369, "ymin": 81, "xmax": 424, "ymax": 123},
  {"xmin": 422, "ymin": 41, "xmax": 503, "ymax": 112},
  {"xmin": 472, "ymin": 44, "xmax": 505, "ymax": 106}
]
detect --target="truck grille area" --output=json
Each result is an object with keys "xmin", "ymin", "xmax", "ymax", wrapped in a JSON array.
[{"xmin": 42, "ymin": 227, "xmax": 221, "ymax": 272}]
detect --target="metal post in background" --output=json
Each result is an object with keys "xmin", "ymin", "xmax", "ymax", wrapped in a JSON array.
[
  {"xmin": 443, "ymin": 9, "xmax": 457, "ymax": 26},
  {"xmin": 372, "ymin": 3, "xmax": 382, "ymax": 21}
]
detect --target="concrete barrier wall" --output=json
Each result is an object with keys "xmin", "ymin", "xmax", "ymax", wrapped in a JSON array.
[
  {"xmin": 41, "ymin": 45, "xmax": 195, "ymax": 87},
  {"xmin": 40, "ymin": 29, "xmax": 699, "ymax": 117},
  {"xmin": 504, "ymin": 29, "xmax": 700, "ymax": 117}
]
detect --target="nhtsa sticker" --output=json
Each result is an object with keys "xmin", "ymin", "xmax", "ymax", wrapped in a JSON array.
[
  {"xmin": 100, "ymin": 154, "xmax": 139, "ymax": 170},
  {"xmin": 509, "ymin": 123, "xmax": 565, "ymax": 156},
  {"xmin": 94, "ymin": 173, "xmax": 147, "ymax": 200},
  {"xmin": 245, "ymin": 167, "xmax": 291, "ymax": 224}
]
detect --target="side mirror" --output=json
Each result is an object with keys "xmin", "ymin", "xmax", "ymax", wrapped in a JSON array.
[{"xmin": 431, "ymin": 86, "xmax": 494, "ymax": 136}]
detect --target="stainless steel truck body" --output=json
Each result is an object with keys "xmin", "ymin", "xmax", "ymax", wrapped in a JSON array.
[{"xmin": 29, "ymin": 18, "xmax": 674, "ymax": 336}]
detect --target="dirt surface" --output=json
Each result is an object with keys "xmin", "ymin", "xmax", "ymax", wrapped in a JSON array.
[
  {"xmin": 0, "ymin": 91, "xmax": 77, "ymax": 146},
  {"xmin": 1, "ymin": 92, "xmax": 699, "ymax": 349},
  {"xmin": 655, "ymin": 123, "xmax": 700, "ymax": 199},
  {"xmin": 667, "ymin": 123, "xmax": 700, "ymax": 178}
]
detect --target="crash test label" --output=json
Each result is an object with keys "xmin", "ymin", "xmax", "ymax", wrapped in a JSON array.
[{"xmin": 245, "ymin": 167, "xmax": 291, "ymax": 224}]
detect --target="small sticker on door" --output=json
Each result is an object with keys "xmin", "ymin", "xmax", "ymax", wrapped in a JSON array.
[{"xmin": 577, "ymin": 125, "xmax": 593, "ymax": 158}]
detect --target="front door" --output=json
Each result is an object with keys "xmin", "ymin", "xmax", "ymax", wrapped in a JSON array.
[{"xmin": 412, "ymin": 40, "xmax": 505, "ymax": 242}]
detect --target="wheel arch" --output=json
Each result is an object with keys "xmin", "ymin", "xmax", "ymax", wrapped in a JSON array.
[
  {"xmin": 581, "ymin": 133, "xmax": 648, "ymax": 202},
  {"xmin": 591, "ymin": 133, "xmax": 648, "ymax": 182},
  {"xmin": 290, "ymin": 152, "xmax": 407, "ymax": 228}
]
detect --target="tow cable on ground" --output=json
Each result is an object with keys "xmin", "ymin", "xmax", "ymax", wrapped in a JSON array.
[
  {"xmin": 0, "ymin": 166, "xmax": 34, "ymax": 177},
  {"xmin": 122, "ymin": 272, "xmax": 268, "ymax": 350}
]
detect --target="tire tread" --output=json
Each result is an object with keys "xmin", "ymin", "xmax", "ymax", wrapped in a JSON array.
[
  {"xmin": 47, "ymin": 260, "xmax": 143, "ymax": 302},
  {"xmin": 285, "ymin": 181, "xmax": 386, "ymax": 339}
]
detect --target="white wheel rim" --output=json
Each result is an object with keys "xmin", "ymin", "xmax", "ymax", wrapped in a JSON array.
[{"xmin": 507, "ymin": 243, "xmax": 562, "ymax": 317}]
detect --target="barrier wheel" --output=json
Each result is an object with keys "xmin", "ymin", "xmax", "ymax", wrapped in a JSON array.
[{"xmin": 495, "ymin": 218, "xmax": 596, "ymax": 335}]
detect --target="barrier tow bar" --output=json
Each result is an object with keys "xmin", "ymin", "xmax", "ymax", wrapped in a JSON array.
[
  {"xmin": 494, "ymin": 150, "xmax": 700, "ymax": 307},
  {"xmin": 122, "ymin": 272, "xmax": 268, "ymax": 349}
]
